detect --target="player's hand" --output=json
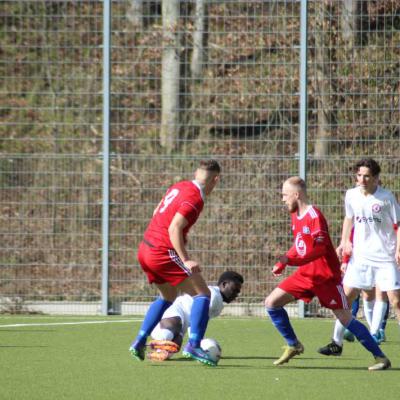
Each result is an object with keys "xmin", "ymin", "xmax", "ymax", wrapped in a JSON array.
[
  {"xmin": 183, "ymin": 259, "xmax": 201, "ymax": 273},
  {"xmin": 340, "ymin": 263, "xmax": 348, "ymax": 274},
  {"xmin": 336, "ymin": 243, "xmax": 344, "ymax": 260},
  {"xmin": 278, "ymin": 255, "xmax": 289, "ymax": 265},
  {"xmin": 272, "ymin": 262, "xmax": 286, "ymax": 276},
  {"xmin": 395, "ymin": 249, "xmax": 400, "ymax": 267}
]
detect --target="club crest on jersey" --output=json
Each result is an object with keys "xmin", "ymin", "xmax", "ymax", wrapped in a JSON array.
[
  {"xmin": 303, "ymin": 226, "xmax": 310, "ymax": 234},
  {"xmin": 295, "ymin": 233, "xmax": 306, "ymax": 256},
  {"xmin": 372, "ymin": 203, "xmax": 381, "ymax": 213}
]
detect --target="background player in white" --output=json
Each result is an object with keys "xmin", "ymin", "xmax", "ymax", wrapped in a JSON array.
[
  {"xmin": 319, "ymin": 158, "xmax": 400, "ymax": 356},
  {"xmin": 148, "ymin": 271, "xmax": 243, "ymax": 361}
]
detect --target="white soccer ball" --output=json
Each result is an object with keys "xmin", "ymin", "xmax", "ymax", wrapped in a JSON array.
[{"xmin": 200, "ymin": 338, "xmax": 222, "ymax": 364}]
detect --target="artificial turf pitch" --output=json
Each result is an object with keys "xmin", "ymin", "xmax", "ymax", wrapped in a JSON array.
[{"xmin": 0, "ymin": 315, "xmax": 399, "ymax": 400}]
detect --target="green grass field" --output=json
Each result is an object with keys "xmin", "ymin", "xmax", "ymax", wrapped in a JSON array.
[{"xmin": 0, "ymin": 315, "xmax": 399, "ymax": 400}]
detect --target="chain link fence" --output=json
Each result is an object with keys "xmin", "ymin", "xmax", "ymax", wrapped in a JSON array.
[{"xmin": 1, "ymin": 0, "xmax": 399, "ymax": 316}]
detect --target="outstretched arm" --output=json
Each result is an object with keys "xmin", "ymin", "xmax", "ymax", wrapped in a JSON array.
[{"xmin": 168, "ymin": 213, "xmax": 201, "ymax": 273}]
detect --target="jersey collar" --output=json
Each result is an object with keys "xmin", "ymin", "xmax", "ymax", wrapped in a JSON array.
[
  {"xmin": 192, "ymin": 180, "xmax": 205, "ymax": 199},
  {"xmin": 296, "ymin": 205, "xmax": 312, "ymax": 220}
]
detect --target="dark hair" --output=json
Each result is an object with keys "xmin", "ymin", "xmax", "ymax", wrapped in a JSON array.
[
  {"xmin": 217, "ymin": 271, "xmax": 244, "ymax": 285},
  {"xmin": 354, "ymin": 158, "xmax": 381, "ymax": 177},
  {"xmin": 199, "ymin": 159, "xmax": 221, "ymax": 174}
]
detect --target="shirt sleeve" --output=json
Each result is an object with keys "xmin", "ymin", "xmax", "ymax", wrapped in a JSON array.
[
  {"xmin": 177, "ymin": 200, "xmax": 201, "ymax": 225},
  {"xmin": 209, "ymin": 287, "xmax": 224, "ymax": 319},
  {"xmin": 389, "ymin": 193, "xmax": 400, "ymax": 224},
  {"xmin": 344, "ymin": 190, "xmax": 354, "ymax": 219}
]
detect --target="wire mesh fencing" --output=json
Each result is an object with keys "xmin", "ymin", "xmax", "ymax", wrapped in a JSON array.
[{"xmin": 1, "ymin": 0, "xmax": 399, "ymax": 317}]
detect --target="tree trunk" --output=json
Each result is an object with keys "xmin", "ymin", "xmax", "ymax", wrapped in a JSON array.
[
  {"xmin": 314, "ymin": 2, "xmax": 337, "ymax": 158},
  {"xmin": 160, "ymin": 0, "xmax": 180, "ymax": 152},
  {"xmin": 342, "ymin": 0, "xmax": 368, "ymax": 48},
  {"xmin": 126, "ymin": 0, "xmax": 143, "ymax": 29},
  {"xmin": 191, "ymin": 0, "xmax": 206, "ymax": 80}
]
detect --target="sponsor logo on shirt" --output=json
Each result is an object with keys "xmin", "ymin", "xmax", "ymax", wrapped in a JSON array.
[
  {"xmin": 303, "ymin": 226, "xmax": 310, "ymax": 234},
  {"xmin": 295, "ymin": 233, "xmax": 306, "ymax": 256},
  {"xmin": 355, "ymin": 215, "xmax": 382, "ymax": 224},
  {"xmin": 372, "ymin": 203, "xmax": 381, "ymax": 213}
]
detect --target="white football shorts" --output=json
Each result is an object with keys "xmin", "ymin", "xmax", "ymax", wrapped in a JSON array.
[
  {"xmin": 343, "ymin": 258, "xmax": 400, "ymax": 291},
  {"xmin": 150, "ymin": 302, "xmax": 188, "ymax": 340}
]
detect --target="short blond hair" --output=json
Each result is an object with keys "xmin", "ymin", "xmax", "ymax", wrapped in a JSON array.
[{"xmin": 285, "ymin": 176, "xmax": 307, "ymax": 193}]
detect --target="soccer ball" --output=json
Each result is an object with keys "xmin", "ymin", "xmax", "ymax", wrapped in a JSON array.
[{"xmin": 200, "ymin": 338, "xmax": 222, "ymax": 364}]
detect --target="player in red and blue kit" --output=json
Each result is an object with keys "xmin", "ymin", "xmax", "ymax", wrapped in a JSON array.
[
  {"xmin": 129, "ymin": 160, "xmax": 221, "ymax": 366},
  {"xmin": 265, "ymin": 176, "xmax": 391, "ymax": 370}
]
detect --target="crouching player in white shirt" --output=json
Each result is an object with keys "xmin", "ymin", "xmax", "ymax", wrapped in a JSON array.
[
  {"xmin": 148, "ymin": 271, "xmax": 243, "ymax": 361},
  {"xmin": 318, "ymin": 158, "xmax": 400, "ymax": 367}
]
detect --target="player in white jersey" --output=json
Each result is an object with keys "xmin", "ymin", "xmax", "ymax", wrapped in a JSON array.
[
  {"xmin": 147, "ymin": 271, "xmax": 243, "ymax": 361},
  {"xmin": 319, "ymin": 158, "xmax": 400, "ymax": 358}
]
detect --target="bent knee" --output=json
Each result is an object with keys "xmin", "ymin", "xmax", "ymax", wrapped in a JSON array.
[{"xmin": 265, "ymin": 296, "xmax": 276, "ymax": 309}]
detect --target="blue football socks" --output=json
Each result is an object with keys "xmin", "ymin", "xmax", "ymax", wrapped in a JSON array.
[
  {"xmin": 133, "ymin": 297, "xmax": 172, "ymax": 348},
  {"xmin": 351, "ymin": 295, "xmax": 360, "ymax": 317},
  {"xmin": 267, "ymin": 307, "xmax": 298, "ymax": 346},
  {"xmin": 381, "ymin": 301, "xmax": 390, "ymax": 330},
  {"xmin": 346, "ymin": 318, "xmax": 385, "ymax": 357},
  {"xmin": 189, "ymin": 295, "xmax": 210, "ymax": 347}
]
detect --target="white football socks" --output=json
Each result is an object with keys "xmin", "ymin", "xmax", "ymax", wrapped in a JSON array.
[
  {"xmin": 370, "ymin": 301, "xmax": 387, "ymax": 335},
  {"xmin": 363, "ymin": 299, "xmax": 375, "ymax": 329},
  {"xmin": 332, "ymin": 319, "xmax": 345, "ymax": 346}
]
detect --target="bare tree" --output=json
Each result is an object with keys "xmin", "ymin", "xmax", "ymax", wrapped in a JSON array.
[
  {"xmin": 313, "ymin": 1, "xmax": 337, "ymax": 158},
  {"xmin": 191, "ymin": 0, "xmax": 207, "ymax": 80},
  {"xmin": 342, "ymin": 0, "xmax": 368, "ymax": 48},
  {"xmin": 160, "ymin": 0, "xmax": 180, "ymax": 152},
  {"xmin": 127, "ymin": 0, "xmax": 143, "ymax": 29}
]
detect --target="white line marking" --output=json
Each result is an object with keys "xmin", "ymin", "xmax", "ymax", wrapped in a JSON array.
[{"xmin": 0, "ymin": 319, "xmax": 142, "ymax": 328}]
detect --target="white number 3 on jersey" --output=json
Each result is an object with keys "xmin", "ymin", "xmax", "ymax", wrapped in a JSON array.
[{"xmin": 159, "ymin": 189, "xmax": 179, "ymax": 213}]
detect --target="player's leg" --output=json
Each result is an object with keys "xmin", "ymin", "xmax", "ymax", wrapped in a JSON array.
[
  {"xmin": 386, "ymin": 289, "xmax": 400, "ymax": 330},
  {"xmin": 130, "ymin": 282, "xmax": 177, "ymax": 361},
  {"xmin": 177, "ymin": 272, "xmax": 216, "ymax": 366},
  {"xmin": 333, "ymin": 308, "xmax": 390, "ymax": 370},
  {"xmin": 318, "ymin": 286, "xmax": 359, "ymax": 356},
  {"xmin": 265, "ymin": 285, "xmax": 304, "ymax": 365},
  {"xmin": 148, "ymin": 317, "xmax": 182, "ymax": 361},
  {"xmin": 265, "ymin": 288, "xmax": 299, "ymax": 346},
  {"xmin": 362, "ymin": 288, "xmax": 375, "ymax": 330},
  {"xmin": 379, "ymin": 291, "xmax": 390, "ymax": 342},
  {"xmin": 343, "ymin": 294, "xmax": 360, "ymax": 342},
  {"xmin": 376, "ymin": 263, "xmax": 400, "ymax": 340},
  {"xmin": 370, "ymin": 287, "xmax": 388, "ymax": 343}
]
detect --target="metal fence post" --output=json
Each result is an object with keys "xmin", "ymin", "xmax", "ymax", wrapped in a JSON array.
[
  {"xmin": 101, "ymin": 0, "xmax": 111, "ymax": 315},
  {"xmin": 298, "ymin": 0, "xmax": 308, "ymax": 319}
]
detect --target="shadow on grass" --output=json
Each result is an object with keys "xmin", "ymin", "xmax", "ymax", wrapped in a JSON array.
[
  {"xmin": 222, "ymin": 355, "xmax": 276, "ymax": 360},
  {"xmin": 0, "ymin": 329, "xmax": 55, "ymax": 332},
  {"xmin": 0, "ymin": 345, "xmax": 48, "ymax": 348}
]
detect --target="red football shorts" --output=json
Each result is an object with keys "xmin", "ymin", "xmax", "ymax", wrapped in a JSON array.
[
  {"xmin": 137, "ymin": 241, "xmax": 191, "ymax": 286},
  {"xmin": 278, "ymin": 272, "xmax": 349, "ymax": 310}
]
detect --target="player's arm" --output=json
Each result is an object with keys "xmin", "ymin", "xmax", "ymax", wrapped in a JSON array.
[
  {"xmin": 395, "ymin": 223, "xmax": 400, "ymax": 266},
  {"xmin": 285, "ymin": 240, "xmax": 327, "ymax": 266},
  {"xmin": 273, "ymin": 245, "xmax": 299, "ymax": 276},
  {"xmin": 338, "ymin": 217, "xmax": 353, "ymax": 258},
  {"xmin": 168, "ymin": 212, "xmax": 200, "ymax": 272}
]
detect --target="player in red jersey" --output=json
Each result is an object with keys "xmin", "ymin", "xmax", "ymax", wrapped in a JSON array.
[
  {"xmin": 265, "ymin": 176, "xmax": 391, "ymax": 370},
  {"xmin": 129, "ymin": 160, "xmax": 221, "ymax": 366}
]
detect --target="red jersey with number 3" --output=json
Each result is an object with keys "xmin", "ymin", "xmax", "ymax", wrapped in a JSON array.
[
  {"xmin": 289, "ymin": 206, "xmax": 341, "ymax": 284},
  {"xmin": 143, "ymin": 180, "xmax": 204, "ymax": 249}
]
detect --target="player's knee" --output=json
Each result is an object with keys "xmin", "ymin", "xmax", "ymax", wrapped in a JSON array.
[
  {"xmin": 389, "ymin": 296, "xmax": 400, "ymax": 310},
  {"xmin": 265, "ymin": 296, "xmax": 276, "ymax": 309}
]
